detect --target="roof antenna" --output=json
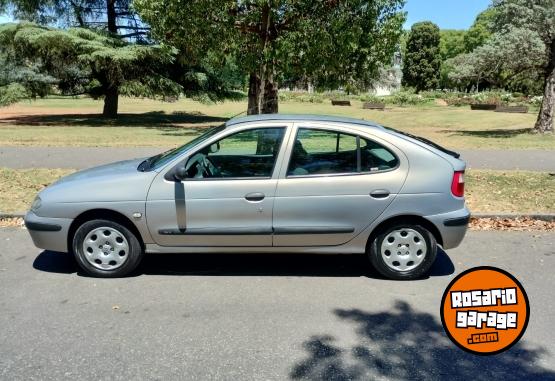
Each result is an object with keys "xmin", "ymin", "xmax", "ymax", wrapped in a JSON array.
[{"xmin": 229, "ymin": 109, "xmax": 248, "ymax": 120}]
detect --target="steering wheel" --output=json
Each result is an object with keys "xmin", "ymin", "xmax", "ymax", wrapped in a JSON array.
[
  {"xmin": 185, "ymin": 153, "xmax": 220, "ymax": 178},
  {"xmin": 202, "ymin": 155, "xmax": 221, "ymax": 177}
]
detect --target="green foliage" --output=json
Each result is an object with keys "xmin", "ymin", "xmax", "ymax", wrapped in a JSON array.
[
  {"xmin": 0, "ymin": 22, "xmax": 182, "ymax": 112},
  {"xmin": 463, "ymin": 8, "xmax": 496, "ymax": 52},
  {"xmin": 358, "ymin": 94, "xmax": 383, "ymax": 103},
  {"xmin": 440, "ymin": 30, "xmax": 467, "ymax": 61},
  {"xmin": 278, "ymin": 92, "xmax": 325, "ymax": 103},
  {"xmin": 402, "ymin": 21, "xmax": 442, "ymax": 92},
  {"xmin": 134, "ymin": 0, "xmax": 406, "ymax": 98},
  {"xmin": 449, "ymin": 22, "xmax": 548, "ymax": 93},
  {"xmin": 0, "ymin": 83, "xmax": 28, "ymax": 106},
  {"xmin": 383, "ymin": 89, "xmax": 427, "ymax": 106}
]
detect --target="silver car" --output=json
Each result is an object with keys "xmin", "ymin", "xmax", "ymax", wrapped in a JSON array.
[{"xmin": 25, "ymin": 114, "xmax": 469, "ymax": 280}]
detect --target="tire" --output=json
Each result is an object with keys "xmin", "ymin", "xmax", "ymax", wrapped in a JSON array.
[
  {"xmin": 72, "ymin": 219, "xmax": 143, "ymax": 278},
  {"xmin": 368, "ymin": 223, "xmax": 437, "ymax": 280}
]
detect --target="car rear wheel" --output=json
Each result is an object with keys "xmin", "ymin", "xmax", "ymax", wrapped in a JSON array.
[
  {"xmin": 368, "ymin": 223, "xmax": 437, "ymax": 280},
  {"xmin": 72, "ymin": 219, "xmax": 143, "ymax": 278}
]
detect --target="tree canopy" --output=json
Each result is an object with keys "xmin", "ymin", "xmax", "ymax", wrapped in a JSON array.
[
  {"xmin": 448, "ymin": 0, "xmax": 554, "ymax": 132},
  {"xmin": 134, "ymin": 0, "xmax": 406, "ymax": 114},
  {"xmin": 0, "ymin": 22, "xmax": 181, "ymax": 115},
  {"xmin": 402, "ymin": 21, "xmax": 441, "ymax": 92}
]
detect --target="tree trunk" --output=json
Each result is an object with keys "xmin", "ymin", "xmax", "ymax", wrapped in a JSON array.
[
  {"xmin": 247, "ymin": 72, "xmax": 261, "ymax": 115},
  {"xmin": 534, "ymin": 38, "xmax": 555, "ymax": 133},
  {"xmin": 261, "ymin": 77, "xmax": 278, "ymax": 114},
  {"xmin": 103, "ymin": 86, "xmax": 119, "ymax": 118},
  {"xmin": 247, "ymin": 72, "xmax": 279, "ymax": 115},
  {"xmin": 107, "ymin": 0, "xmax": 117, "ymax": 34}
]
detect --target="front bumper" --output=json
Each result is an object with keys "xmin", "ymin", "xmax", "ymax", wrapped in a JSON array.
[
  {"xmin": 24, "ymin": 211, "xmax": 73, "ymax": 252},
  {"xmin": 425, "ymin": 206, "xmax": 470, "ymax": 249}
]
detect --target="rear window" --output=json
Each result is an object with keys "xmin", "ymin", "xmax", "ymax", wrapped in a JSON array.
[{"xmin": 383, "ymin": 126, "xmax": 460, "ymax": 158}]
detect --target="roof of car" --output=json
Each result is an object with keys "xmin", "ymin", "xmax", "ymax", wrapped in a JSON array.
[{"xmin": 226, "ymin": 114, "xmax": 383, "ymax": 129}]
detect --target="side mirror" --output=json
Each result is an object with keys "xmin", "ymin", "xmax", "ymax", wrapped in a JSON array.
[
  {"xmin": 209, "ymin": 142, "xmax": 220, "ymax": 154},
  {"xmin": 173, "ymin": 166, "xmax": 188, "ymax": 181}
]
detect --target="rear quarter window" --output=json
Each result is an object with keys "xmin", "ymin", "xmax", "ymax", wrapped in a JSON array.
[{"xmin": 360, "ymin": 137, "xmax": 398, "ymax": 172}]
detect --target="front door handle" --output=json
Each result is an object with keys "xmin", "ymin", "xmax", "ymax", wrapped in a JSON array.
[
  {"xmin": 245, "ymin": 192, "xmax": 265, "ymax": 202},
  {"xmin": 370, "ymin": 189, "xmax": 390, "ymax": 199}
]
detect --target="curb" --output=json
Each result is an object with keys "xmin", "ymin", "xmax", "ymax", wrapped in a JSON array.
[{"xmin": 2, "ymin": 212, "xmax": 554, "ymax": 221}]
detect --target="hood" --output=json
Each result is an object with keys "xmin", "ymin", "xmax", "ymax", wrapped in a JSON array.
[
  {"xmin": 52, "ymin": 158, "xmax": 145, "ymax": 186},
  {"xmin": 40, "ymin": 158, "xmax": 158, "ymax": 204}
]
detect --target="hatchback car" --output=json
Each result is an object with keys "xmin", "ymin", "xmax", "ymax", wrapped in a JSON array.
[{"xmin": 25, "ymin": 114, "xmax": 469, "ymax": 279}]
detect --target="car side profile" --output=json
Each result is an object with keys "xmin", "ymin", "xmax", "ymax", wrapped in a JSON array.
[{"xmin": 25, "ymin": 114, "xmax": 470, "ymax": 280}]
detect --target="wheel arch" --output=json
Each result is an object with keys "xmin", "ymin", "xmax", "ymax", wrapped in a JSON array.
[
  {"xmin": 367, "ymin": 215, "xmax": 443, "ymax": 249},
  {"xmin": 67, "ymin": 209, "xmax": 145, "ymax": 252}
]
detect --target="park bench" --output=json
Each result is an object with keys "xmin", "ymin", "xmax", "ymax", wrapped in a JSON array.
[
  {"xmin": 362, "ymin": 102, "xmax": 385, "ymax": 110},
  {"xmin": 331, "ymin": 100, "xmax": 351, "ymax": 106}
]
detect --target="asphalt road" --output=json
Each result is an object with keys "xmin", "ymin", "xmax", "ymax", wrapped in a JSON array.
[
  {"xmin": 1, "ymin": 146, "xmax": 554, "ymax": 171},
  {"xmin": 1, "ymin": 229, "xmax": 555, "ymax": 380}
]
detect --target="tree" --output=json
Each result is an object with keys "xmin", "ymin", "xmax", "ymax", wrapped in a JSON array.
[
  {"xmin": 440, "ymin": 30, "xmax": 466, "ymax": 61},
  {"xmin": 1, "ymin": 0, "xmax": 149, "ymax": 39},
  {"xmin": 448, "ymin": 28, "xmax": 546, "ymax": 92},
  {"xmin": 449, "ymin": 0, "xmax": 554, "ymax": 132},
  {"xmin": 463, "ymin": 8, "xmax": 496, "ymax": 52},
  {"xmin": 493, "ymin": 0, "xmax": 554, "ymax": 133},
  {"xmin": 402, "ymin": 21, "xmax": 441, "ymax": 92},
  {"xmin": 134, "ymin": 0, "xmax": 406, "ymax": 114},
  {"xmin": 0, "ymin": 22, "xmax": 181, "ymax": 116}
]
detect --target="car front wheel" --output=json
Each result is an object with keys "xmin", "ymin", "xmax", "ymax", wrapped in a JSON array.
[
  {"xmin": 72, "ymin": 219, "xmax": 143, "ymax": 278},
  {"xmin": 368, "ymin": 223, "xmax": 437, "ymax": 280}
]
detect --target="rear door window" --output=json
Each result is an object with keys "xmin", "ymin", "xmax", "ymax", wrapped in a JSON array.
[{"xmin": 287, "ymin": 127, "xmax": 398, "ymax": 176}]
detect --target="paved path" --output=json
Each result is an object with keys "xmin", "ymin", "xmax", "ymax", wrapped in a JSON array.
[
  {"xmin": 1, "ymin": 146, "xmax": 554, "ymax": 171},
  {"xmin": 1, "ymin": 229, "xmax": 554, "ymax": 380}
]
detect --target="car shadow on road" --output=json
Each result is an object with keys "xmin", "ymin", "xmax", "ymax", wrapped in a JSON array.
[
  {"xmin": 32, "ymin": 248, "xmax": 454, "ymax": 278},
  {"xmin": 290, "ymin": 301, "xmax": 555, "ymax": 380}
]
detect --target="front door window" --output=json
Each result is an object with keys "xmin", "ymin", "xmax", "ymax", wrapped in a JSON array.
[{"xmin": 185, "ymin": 127, "xmax": 286, "ymax": 179}]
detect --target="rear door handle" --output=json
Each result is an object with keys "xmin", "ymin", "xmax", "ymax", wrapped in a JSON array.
[
  {"xmin": 245, "ymin": 192, "xmax": 265, "ymax": 202},
  {"xmin": 370, "ymin": 189, "xmax": 390, "ymax": 199}
]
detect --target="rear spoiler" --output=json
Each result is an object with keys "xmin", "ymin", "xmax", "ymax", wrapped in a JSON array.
[{"xmin": 383, "ymin": 127, "xmax": 460, "ymax": 159}]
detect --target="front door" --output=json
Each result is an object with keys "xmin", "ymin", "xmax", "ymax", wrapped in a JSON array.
[
  {"xmin": 273, "ymin": 125, "xmax": 407, "ymax": 247},
  {"xmin": 147, "ymin": 125, "xmax": 288, "ymax": 247}
]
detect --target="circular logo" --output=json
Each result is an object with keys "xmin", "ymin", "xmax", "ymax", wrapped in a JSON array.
[{"xmin": 440, "ymin": 266, "xmax": 529, "ymax": 355}]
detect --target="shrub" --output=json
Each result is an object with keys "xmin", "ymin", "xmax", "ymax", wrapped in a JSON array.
[
  {"xmin": 384, "ymin": 90, "xmax": 427, "ymax": 106},
  {"xmin": 529, "ymin": 96, "xmax": 543, "ymax": 106},
  {"xmin": 358, "ymin": 94, "xmax": 383, "ymax": 103},
  {"xmin": 0, "ymin": 83, "xmax": 29, "ymax": 106},
  {"xmin": 445, "ymin": 96, "xmax": 474, "ymax": 106}
]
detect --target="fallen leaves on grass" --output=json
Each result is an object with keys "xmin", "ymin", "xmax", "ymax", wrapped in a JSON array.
[
  {"xmin": 0, "ymin": 217, "xmax": 24, "ymax": 228},
  {"xmin": 470, "ymin": 217, "xmax": 555, "ymax": 231}
]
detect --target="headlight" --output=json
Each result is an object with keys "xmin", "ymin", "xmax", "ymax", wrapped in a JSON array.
[{"xmin": 31, "ymin": 196, "xmax": 42, "ymax": 211}]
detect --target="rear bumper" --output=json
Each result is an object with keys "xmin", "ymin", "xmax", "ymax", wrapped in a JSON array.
[
  {"xmin": 24, "ymin": 211, "xmax": 73, "ymax": 252},
  {"xmin": 425, "ymin": 207, "xmax": 470, "ymax": 249}
]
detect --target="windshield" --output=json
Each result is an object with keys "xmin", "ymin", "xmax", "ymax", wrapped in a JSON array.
[{"xmin": 142, "ymin": 124, "xmax": 226, "ymax": 171}]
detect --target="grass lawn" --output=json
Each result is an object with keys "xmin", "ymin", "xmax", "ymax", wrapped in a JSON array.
[
  {"xmin": 1, "ymin": 167, "xmax": 553, "ymax": 214},
  {"xmin": 1, "ymin": 97, "xmax": 553, "ymax": 149}
]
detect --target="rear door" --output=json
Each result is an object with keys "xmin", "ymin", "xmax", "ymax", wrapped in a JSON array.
[{"xmin": 272, "ymin": 123, "xmax": 407, "ymax": 247}]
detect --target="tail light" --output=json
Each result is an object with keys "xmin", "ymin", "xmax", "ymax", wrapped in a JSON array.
[{"xmin": 451, "ymin": 171, "xmax": 465, "ymax": 197}]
